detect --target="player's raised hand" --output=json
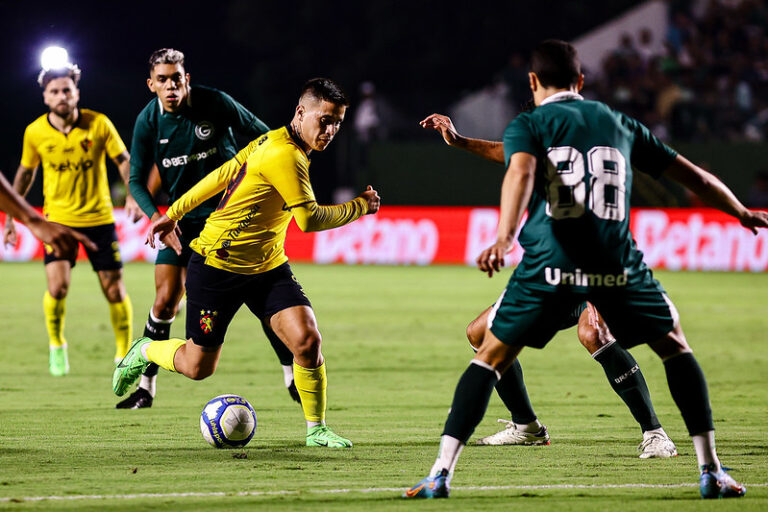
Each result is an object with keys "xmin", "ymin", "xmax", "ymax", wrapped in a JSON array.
[
  {"xmin": 476, "ymin": 239, "xmax": 511, "ymax": 278},
  {"xmin": 146, "ymin": 213, "xmax": 182, "ymax": 255},
  {"xmin": 360, "ymin": 185, "xmax": 381, "ymax": 214},
  {"xmin": 419, "ymin": 114, "xmax": 462, "ymax": 147}
]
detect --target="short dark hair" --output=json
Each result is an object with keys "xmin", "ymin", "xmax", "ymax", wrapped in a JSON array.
[
  {"xmin": 149, "ymin": 48, "xmax": 185, "ymax": 73},
  {"xmin": 38, "ymin": 65, "xmax": 81, "ymax": 89},
  {"xmin": 530, "ymin": 39, "xmax": 581, "ymax": 89},
  {"xmin": 300, "ymin": 78, "xmax": 349, "ymax": 106}
]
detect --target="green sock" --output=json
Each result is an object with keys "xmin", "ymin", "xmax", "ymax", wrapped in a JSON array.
[
  {"xmin": 664, "ymin": 352, "xmax": 713, "ymax": 435},
  {"xmin": 494, "ymin": 359, "xmax": 538, "ymax": 425},
  {"xmin": 593, "ymin": 343, "xmax": 661, "ymax": 432}
]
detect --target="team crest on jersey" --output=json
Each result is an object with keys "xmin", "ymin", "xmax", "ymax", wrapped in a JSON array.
[
  {"xmin": 80, "ymin": 138, "xmax": 93, "ymax": 152},
  {"xmin": 195, "ymin": 121, "xmax": 215, "ymax": 141},
  {"xmin": 199, "ymin": 309, "xmax": 218, "ymax": 334}
]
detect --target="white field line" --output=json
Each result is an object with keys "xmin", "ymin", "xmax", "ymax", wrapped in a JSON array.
[{"xmin": 1, "ymin": 483, "xmax": 766, "ymax": 503}]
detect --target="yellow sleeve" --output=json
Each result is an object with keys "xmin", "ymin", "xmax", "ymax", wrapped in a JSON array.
[
  {"xmin": 20, "ymin": 125, "xmax": 40, "ymax": 169},
  {"xmin": 166, "ymin": 139, "xmax": 258, "ymax": 221},
  {"xmin": 292, "ymin": 198, "xmax": 369, "ymax": 232},
  {"xmin": 100, "ymin": 115, "xmax": 127, "ymax": 158}
]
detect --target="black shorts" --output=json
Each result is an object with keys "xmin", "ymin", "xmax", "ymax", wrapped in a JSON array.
[
  {"xmin": 184, "ymin": 253, "xmax": 312, "ymax": 347},
  {"xmin": 43, "ymin": 223, "xmax": 122, "ymax": 271}
]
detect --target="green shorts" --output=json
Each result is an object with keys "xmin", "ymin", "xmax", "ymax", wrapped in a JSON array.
[
  {"xmin": 155, "ymin": 218, "xmax": 207, "ymax": 267},
  {"xmin": 489, "ymin": 271, "xmax": 677, "ymax": 349}
]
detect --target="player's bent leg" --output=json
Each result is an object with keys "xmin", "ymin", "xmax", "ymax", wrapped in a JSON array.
[
  {"xmin": 261, "ymin": 319, "xmax": 302, "ymax": 404},
  {"xmin": 648, "ymin": 326, "xmax": 745, "ymax": 498},
  {"xmin": 580, "ymin": 303, "xmax": 676, "ymax": 458},
  {"xmin": 44, "ymin": 261, "xmax": 71, "ymax": 376},
  {"xmin": 466, "ymin": 308, "xmax": 547, "ymax": 446},
  {"xmin": 406, "ymin": 331, "xmax": 522, "ymax": 498},
  {"xmin": 270, "ymin": 306, "xmax": 351, "ymax": 448}
]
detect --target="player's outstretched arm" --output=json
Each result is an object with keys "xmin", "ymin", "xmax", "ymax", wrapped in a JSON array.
[
  {"xmin": 291, "ymin": 186, "xmax": 380, "ymax": 233},
  {"xmin": 420, "ymin": 113, "xmax": 504, "ymax": 163},
  {"xmin": 113, "ymin": 151, "xmax": 143, "ymax": 223},
  {"xmin": 664, "ymin": 155, "xmax": 768, "ymax": 234},
  {"xmin": 477, "ymin": 152, "xmax": 536, "ymax": 277},
  {"xmin": 0, "ymin": 173, "xmax": 96, "ymax": 255}
]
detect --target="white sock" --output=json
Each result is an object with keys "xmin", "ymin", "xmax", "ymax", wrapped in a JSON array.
[
  {"xmin": 514, "ymin": 419, "xmax": 543, "ymax": 433},
  {"xmin": 430, "ymin": 435, "xmax": 465, "ymax": 481},
  {"xmin": 692, "ymin": 431, "xmax": 720, "ymax": 470},
  {"xmin": 139, "ymin": 375, "xmax": 156, "ymax": 397},
  {"xmin": 282, "ymin": 364, "xmax": 294, "ymax": 388},
  {"xmin": 307, "ymin": 420, "xmax": 324, "ymax": 429}
]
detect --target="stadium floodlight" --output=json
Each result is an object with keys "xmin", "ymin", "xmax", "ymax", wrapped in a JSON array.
[{"xmin": 40, "ymin": 46, "xmax": 70, "ymax": 71}]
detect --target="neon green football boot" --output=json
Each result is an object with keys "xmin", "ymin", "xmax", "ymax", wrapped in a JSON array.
[
  {"xmin": 49, "ymin": 345, "xmax": 69, "ymax": 377},
  {"xmin": 306, "ymin": 425, "xmax": 353, "ymax": 448},
  {"xmin": 112, "ymin": 337, "xmax": 151, "ymax": 396}
]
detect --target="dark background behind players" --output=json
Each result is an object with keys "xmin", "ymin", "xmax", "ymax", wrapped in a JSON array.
[{"xmin": 1, "ymin": 0, "xmax": 766, "ymax": 206}]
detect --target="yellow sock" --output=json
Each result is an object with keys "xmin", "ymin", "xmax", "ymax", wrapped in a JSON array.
[
  {"xmin": 145, "ymin": 338, "xmax": 187, "ymax": 372},
  {"xmin": 294, "ymin": 362, "xmax": 327, "ymax": 423},
  {"xmin": 109, "ymin": 296, "xmax": 133, "ymax": 360},
  {"xmin": 43, "ymin": 291, "xmax": 67, "ymax": 348}
]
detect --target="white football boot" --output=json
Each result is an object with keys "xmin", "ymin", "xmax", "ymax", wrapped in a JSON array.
[{"xmin": 475, "ymin": 419, "xmax": 550, "ymax": 445}]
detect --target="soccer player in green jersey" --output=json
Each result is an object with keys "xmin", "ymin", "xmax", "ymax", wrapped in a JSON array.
[
  {"xmin": 121, "ymin": 48, "xmax": 296, "ymax": 409},
  {"xmin": 421, "ymin": 113, "xmax": 676, "ymax": 458},
  {"xmin": 405, "ymin": 40, "xmax": 768, "ymax": 499}
]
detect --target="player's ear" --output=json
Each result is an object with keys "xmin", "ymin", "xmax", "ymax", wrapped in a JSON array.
[
  {"xmin": 528, "ymin": 72, "xmax": 538, "ymax": 92},
  {"xmin": 147, "ymin": 77, "xmax": 156, "ymax": 93},
  {"xmin": 296, "ymin": 104, "xmax": 305, "ymax": 121},
  {"xmin": 576, "ymin": 73, "xmax": 585, "ymax": 92}
]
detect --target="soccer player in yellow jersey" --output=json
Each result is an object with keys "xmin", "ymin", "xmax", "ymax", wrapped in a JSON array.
[
  {"xmin": 114, "ymin": 78, "xmax": 380, "ymax": 448},
  {"xmin": 3, "ymin": 56, "xmax": 141, "ymax": 376}
]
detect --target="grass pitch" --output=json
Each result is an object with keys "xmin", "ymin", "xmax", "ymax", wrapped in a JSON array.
[{"xmin": 0, "ymin": 262, "xmax": 766, "ymax": 510}]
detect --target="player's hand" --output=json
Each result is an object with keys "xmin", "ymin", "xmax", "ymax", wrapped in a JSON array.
[
  {"xmin": 739, "ymin": 209, "xmax": 768, "ymax": 234},
  {"xmin": 147, "ymin": 214, "xmax": 182, "ymax": 255},
  {"xmin": 476, "ymin": 238, "xmax": 512, "ymax": 278},
  {"xmin": 3, "ymin": 217, "xmax": 17, "ymax": 247},
  {"xmin": 420, "ymin": 114, "xmax": 462, "ymax": 147},
  {"xmin": 27, "ymin": 218, "xmax": 96, "ymax": 257},
  {"xmin": 360, "ymin": 185, "xmax": 381, "ymax": 214},
  {"xmin": 124, "ymin": 195, "xmax": 144, "ymax": 223}
]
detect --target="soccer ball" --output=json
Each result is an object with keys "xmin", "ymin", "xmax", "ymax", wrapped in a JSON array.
[{"xmin": 199, "ymin": 394, "xmax": 257, "ymax": 448}]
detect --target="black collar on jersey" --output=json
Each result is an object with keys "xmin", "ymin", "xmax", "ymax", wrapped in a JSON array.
[{"xmin": 46, "ymin": 108, "xmax": 81, "ymax": 135}]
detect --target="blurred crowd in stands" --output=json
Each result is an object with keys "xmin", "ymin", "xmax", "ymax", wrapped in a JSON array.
[{"xmin": 581, "ymin": 0, "xmax": 768, "ymax": 143}]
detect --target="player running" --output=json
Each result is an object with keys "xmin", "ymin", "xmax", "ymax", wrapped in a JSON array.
[
  {"xmin": 3, "ymin": 52, "xmax": 140, "ymax": 376},
  {"xmin": 114, "ymin": 78, "xmax": 381, "ymax": 448},
  {"xmin": 422, "ymin": 113, "xmax": 676, "ymax": 457},
  {"xmin": 405, "ymin": 39, "xmax": 766, "ymax": 499},
  {"xmin": 119, "ymin": 48, "xmax": 297, "ymax": 409}
]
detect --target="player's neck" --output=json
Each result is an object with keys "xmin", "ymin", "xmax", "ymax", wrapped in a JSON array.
[
  {"xmin": 48, "ymin": 108, "xmax": 79, "ymax": 134},
  {"xmin": 290, "ymin": 121, "xmax": 312, "ymax": 155}
]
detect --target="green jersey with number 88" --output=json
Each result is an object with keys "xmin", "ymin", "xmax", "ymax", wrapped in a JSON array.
[{"xmin": 502, "ymin": 92, "xmax": 677, "ymax": 291}]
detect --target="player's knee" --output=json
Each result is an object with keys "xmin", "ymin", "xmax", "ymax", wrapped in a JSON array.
[
  {"xmin": 577, "ymin": 323, "xmax": 602, "ymax": 353},
  {"xmin": 291, "ymin": 330, "xmax": 322, "ymax": 365},
  {"xmin": 466, "ymin": 321, "xmax": 483, "ymax": 350},
  {"xmin": 48, "ymin": 284, "xmax": 68, "ymax": 300}
]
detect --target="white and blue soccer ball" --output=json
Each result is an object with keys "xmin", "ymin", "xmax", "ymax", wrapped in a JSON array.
[{"xmin": 199, "ymin": 394, "xmax": 257, "ymax": 448}]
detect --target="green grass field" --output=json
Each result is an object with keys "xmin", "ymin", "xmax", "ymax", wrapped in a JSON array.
[{"xmin": 0, "ymin": 262, "xmax": 766, "ymax": 511}]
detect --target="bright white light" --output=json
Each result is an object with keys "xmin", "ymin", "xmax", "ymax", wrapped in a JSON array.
[{"xmin": 40, "ymin": 46, "xmax": 70, "ymax": 70}]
